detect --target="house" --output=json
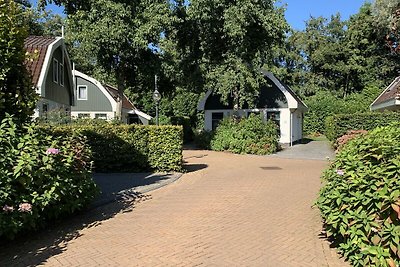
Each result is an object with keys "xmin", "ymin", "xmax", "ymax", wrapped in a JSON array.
[
  {"xmin": 370, "ymin": 77, "xmax": 400, "ymax": 112},
  {"xmin": 71, "ymin": 70, "xmax": 152, "ymax": 125},
  {"xmin": 24, "ymin": 36, "xmax": 74, "ymax": 117},
  {"xmin": 197, "ymin": 70, "xmax": 308, "ymax": 145}
]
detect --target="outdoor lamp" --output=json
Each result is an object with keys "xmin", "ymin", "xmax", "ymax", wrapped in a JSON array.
[{"xmin": 153, "ymin": 75, "xmax": 161, "ymax": 125}]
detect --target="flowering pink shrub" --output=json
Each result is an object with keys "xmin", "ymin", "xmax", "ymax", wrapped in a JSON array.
[
  {"xmin": 46, "ymin": 148, "xmax": 60, "ymax": 155},
  {"xmin": 334, "ymin": 129, "xmax": 368, "ymax": 152},
  {"xmin": 0, "ymin": 115, "xmax": 98, "ymax": 240},
  {"xmin": 18, "ymin": 203, "xmax": 32, "ymax": 212}
]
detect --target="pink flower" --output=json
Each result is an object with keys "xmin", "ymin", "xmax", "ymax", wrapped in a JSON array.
[
  {"xmin": 2, "ymin": 205, "xmax": 14, "ymax": 212},
  {"xmin": 46, "ymin": 148, "xmax": 60, "ymax": 155},
  {"xmin": 18, "ymin": 203, "xmax": 32, "ymax": 212},
  {"xmin": 336, "ymin": 169, "xmax": 345, "ymax": 176}
]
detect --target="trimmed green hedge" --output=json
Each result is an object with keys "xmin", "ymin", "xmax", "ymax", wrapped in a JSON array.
[
  {"xmin": 325, "ymin": 112, "xmax": 400, "ymax": 142},
  {"xmin": 39, "ymin": 124, "xmax": 183, "ymax": 172}
]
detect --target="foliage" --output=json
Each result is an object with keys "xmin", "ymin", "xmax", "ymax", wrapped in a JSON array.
[
  {"xmin": 193, "ymin": 129, "xmax": 213, "ymax": 150},
  {"xmin": 40, "ymin": 122, "xmax": 183, "ymax": 172},
  {"xmin": 303, "ymin": 85, "xmax": 381, "ymax": 135},
  {"xmin": 0, "ymin": 115, "xmax": 98, "ymax": 239},
  {"xmin": 0, "ymin": 0, "xmax": 37, "ymax": 124},
  {"xmin": 161, "ymin": 0, "xmax": 288, "ymax": 109},
  {"xmin": 66, "ymin": 0, "xmax": 171, "ymax": 118},
  {"xmin": 210, "ymin": 114, "xmax": 279, "ymax": 155},
  {"xmin": 325, "ymin": 112, "xmax": 400, "ymax": 142},
  {"xmin": 316, "ymin": 124, "xmax": 400, "ymax": 266}
]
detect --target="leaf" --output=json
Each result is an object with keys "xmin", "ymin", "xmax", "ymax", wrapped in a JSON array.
[{"xmin": 371, "ymin": 235, "xmax": 381, "ymax": 245}]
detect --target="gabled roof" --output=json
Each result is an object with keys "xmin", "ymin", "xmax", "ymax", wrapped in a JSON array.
[
  {"xmin": 24, "ymin": 36, "xmax": 57, "ymax": 87},
  {"xmin": 197, "ymin": 70, "xmax": 307, "ymax": 111},
  {"xmin": 102, "ymin": 84, "xmax": 136, "ymax": 110},
  {"xmin": 371, "ymin": 77, "xmax": 400, "ymax": 108}
]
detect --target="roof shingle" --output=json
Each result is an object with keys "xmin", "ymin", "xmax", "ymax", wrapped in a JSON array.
[
  {"xmin": 24, "ymin": 36, "xmax": 57, "ymax": 87},
  {"xmin": 374, "ymin": 77, "xmax": 400, "ymax": 105}
]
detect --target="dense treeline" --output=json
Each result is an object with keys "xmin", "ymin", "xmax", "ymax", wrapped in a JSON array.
[{"xmin": 12, "ymin": 0, "xmax": 400, "ymax": 134}]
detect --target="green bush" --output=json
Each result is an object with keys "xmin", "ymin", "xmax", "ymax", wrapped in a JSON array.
[
  {"xmin": 0, "ymin": 115, "xmax": 98, "ymax": 239},
  {"xmin": 316, "ymin": 124, "xmax": 400, "ymax": 266},
  {"xmin": 210, "ymin": 114, "xmax": 280, "ymax": 155},
  {"xmin": 194, "ymin": 129, "xmax": 214, "ymax": 149},
  {"xmin": 325, "ymin": 112, "xmax": 400, "ymax": 142},
  {"xmin": 40, "ymin": 123, "xmax": 183, "ymax": 172}
]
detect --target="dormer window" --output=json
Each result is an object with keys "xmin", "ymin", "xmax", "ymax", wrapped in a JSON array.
[
  {"xmin": 77, "ymin": 85, "xmax": 88, "ymax": 100},
  {"xmin": 53, "ymin": 58, "xmax": 59, "ymax": 83}
]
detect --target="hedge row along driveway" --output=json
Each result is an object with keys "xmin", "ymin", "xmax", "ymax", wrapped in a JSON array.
[{"xmin": 39, "ymin": 124, "xmax": 183, "ymax": 173}]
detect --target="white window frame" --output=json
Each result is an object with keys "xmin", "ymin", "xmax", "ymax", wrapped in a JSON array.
[
  {"xmin": 95, "ymin": 113, "xmax": 107, "ymax": 120},
  {"xmin": 77, "ymin": 85, "xmax": 88, "ymax": 100},
  {"xmin": 53, "ymin": 58, "xmax": 59, "ymax": 84},
  {"xmin": 77, "ymin": 113, "xmax": 90, "ymax": 119},
  {"xmin": 59, "ymin": 62, "xmax": 64, "ymax": 86}
]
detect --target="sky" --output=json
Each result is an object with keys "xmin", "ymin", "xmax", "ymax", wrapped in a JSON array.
[
  {"xmin": 280, "ymin": 0, "xmax": 371, "ymax": 30},
  {"xmin": 34, "ymin": 0, "xmax": 371, "ymax": 31}
]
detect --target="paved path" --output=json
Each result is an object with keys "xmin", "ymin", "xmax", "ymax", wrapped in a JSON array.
[
  {"xmin": 271, "ymin": 140, "xmax": 336, "ymax": 161},
  {"xmin": 0, "ymin": 147, "xmax": 348, "ymax": 266}
]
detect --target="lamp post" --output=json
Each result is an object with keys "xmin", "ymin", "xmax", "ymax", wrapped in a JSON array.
[{"xmin": 153, "ymin": 75, "xmax": 161, "ymax": 126}]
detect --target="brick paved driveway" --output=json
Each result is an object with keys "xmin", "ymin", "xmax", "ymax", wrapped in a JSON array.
[{"xmin": 0, "ymin": 149, "xmax": 349, "ymax": 266}]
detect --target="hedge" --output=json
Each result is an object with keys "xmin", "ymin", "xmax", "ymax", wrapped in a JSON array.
[
  {"xmin": 39, "ymin": 124, "xmax": 183, "ymax": 172},
  {"xmin": 325, "ymin": 112, "xmax": 400, "ymax": 142},
  {"xmin": 316, "ymin": 124, "xmax": 400, "ymax": 266},
  {"xmin": 0, "ymin": 116, "xmax": 98, "ymax": 239}
]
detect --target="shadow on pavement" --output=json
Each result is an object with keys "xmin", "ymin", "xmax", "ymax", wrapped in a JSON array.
[{"xmin": 0, "ymin": 193, "xmax": 151, "ymax": 267}]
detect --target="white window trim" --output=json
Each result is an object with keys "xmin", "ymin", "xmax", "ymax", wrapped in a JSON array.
[
  {"xmin": 53, "ymin": 58, "xmax": 59, "ymax": 84},
  {"xmin": 77, "ymin": 85, "xmax": 88, "ymax": 100},
  {"xmin": 95, "ymin": 113, "xmax": 107, "ymax": 120},
  {"xmin": 59, "ymin": 62, "xmax": 64, "ymax": 86}
]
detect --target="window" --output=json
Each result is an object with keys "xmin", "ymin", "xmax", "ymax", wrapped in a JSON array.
[
  {"xmin": 266, "ymin": 111, "xmax": 280, "ymax": 123},
  {"xmin": 53, "ymin": 59, "xmax": 59, "ymax": 83},
  {"xmin": 59, "ymin": 63, "xmax": 64, "ymax": 86},
  {"xmin": 95, "ymin": 113, "xmax": 107, "ymax": 120},
  {"xmin": 77, "ymin": 85, "xmax": 88, "ymax": 100},
  {"xmin": 211, "ymin": 112, "xmax": 224, "ymax": 130},
  {"xmin": 78, "ymin": 113, "xmax": 90, "ymax": 119}
]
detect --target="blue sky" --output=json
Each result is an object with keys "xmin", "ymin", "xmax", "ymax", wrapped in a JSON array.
[
  {"xmin": 280, "ymin": 0, "xmax": 371, "ymax": 30},
  {"xmin": 33, "ymin": 0, "xmax": 371, "ymax": 30}
]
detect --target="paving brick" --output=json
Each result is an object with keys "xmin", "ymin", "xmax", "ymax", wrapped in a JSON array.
[{"xmin": 0, "ymin": 149, "xmax": 349, "ymax": 266}]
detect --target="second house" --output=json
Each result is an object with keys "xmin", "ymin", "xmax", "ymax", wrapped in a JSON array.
[{"xmin": 71, "ymin": 70, "xmax": 152, "ymax": 125}]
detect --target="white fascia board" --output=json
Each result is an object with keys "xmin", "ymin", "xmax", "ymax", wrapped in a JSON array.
[
  {"xmin": 73, "ymin": 70, "xmax": 118, "ymax": 112},
  {"xmin": 197, "ymin": 90, "xmax": 212, "ymax": 111},
  {"xmin": 126, "ymin": 109, "xmax": 153, "ymax": 120},
  {"xmin": 371, "ymin": 77, "xmax": 400, "ymax": 107},
  {"xmin": 370, "ymin": 99, "xmax": 398, "ymax": 111}
]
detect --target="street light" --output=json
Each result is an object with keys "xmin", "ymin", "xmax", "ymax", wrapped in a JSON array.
[{"xmin": 153, "ymin": 74, "xmax": 161, "ymax": 126}]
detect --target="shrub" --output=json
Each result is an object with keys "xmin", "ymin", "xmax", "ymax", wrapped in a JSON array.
[
  {"xmin": 316, "ymin": 124, "xmax": 400, "ymax": 266},
  {"xmin": 40, "ymin": 123, "xmax": 183, "ymax": 172},
  {"xmin": 334, "ymin": 129, "xmax": 368, "ymax": 151},
  {"xmin": 0, "ymin": 115, "xmax": 98, "ymax": 239},
  {"xmin": 194, "ymin": 129, "xmax": 214, "ymax": 149},
  {"xmin": 325, "ymin": 112, "xmax": 400, "ymax": 142},
  {"xmin": 210, "ymin": 114, "xmax": 280, "ymax": 155}
]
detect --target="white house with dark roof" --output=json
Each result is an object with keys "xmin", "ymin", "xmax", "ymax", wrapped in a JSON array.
[
  {"xmin": 24, "ymin": 36, "xmax": 74, "ymax": 117},
  {"xmin": 71, "ymin": 70, "xmax": 152, "ymax": 125},
  {"xmin": 197, "ymin": 70, "xmax": 308, "ymax": 145},
  {"xmin": 370, "ymin": 77, "xmax": 400, "ymax": 112}
]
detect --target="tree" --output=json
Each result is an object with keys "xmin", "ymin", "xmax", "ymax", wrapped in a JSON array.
[
  {"xmin": 162, "ymin": 0, "xmax": 288, "ymax": 110},
  {"xmin": 0, "ymin": 0, "xmax": 37, "ymax": 123},
  {"xmin": 372, "ymin": 0, "xmax": 400, "ymax": 52},
  {"xmin": 66, "ymin": 0, "xmax": 171, "ymax": 119}
]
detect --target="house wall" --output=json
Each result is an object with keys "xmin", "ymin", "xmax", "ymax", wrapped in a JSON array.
[
  {"xmin": 44, "ymin": 47, "xmax": 72, "ymax": 106},
  {"xmin": 71, "ymin": 76, "xmax": 113, "ymax": 112},
  {"xmin": 204, "ymin": 108, "xmax": 300, "ymax": 144},
  {"xmin": 35, "ymin": 98, "xmax": 71, "ymax": 118},
  {"xmin": 291, "ymin": 109, "xmax": 304, "ymax": 143}
]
